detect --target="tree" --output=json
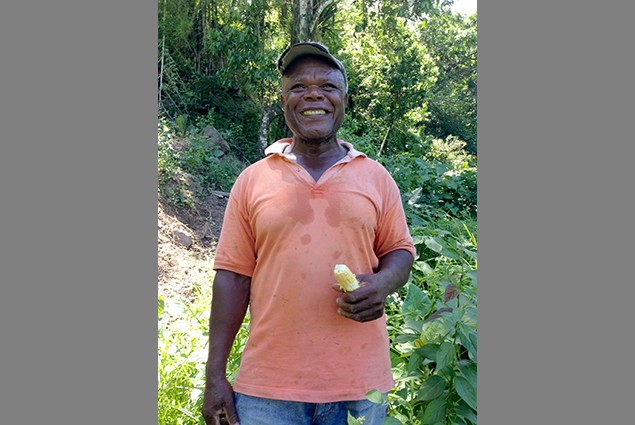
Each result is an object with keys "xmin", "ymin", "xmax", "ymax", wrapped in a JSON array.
[{"xmin": 420, "ymin": 10, "xmax": 477, "ymax": 153}]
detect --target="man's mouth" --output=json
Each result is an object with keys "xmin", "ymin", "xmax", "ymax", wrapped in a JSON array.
[{"xmin": 301, "ymin": 109, "xmax": 327, "ymax": 116}]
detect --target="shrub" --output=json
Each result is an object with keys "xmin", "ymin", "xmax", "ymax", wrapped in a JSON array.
[{"xmin": 377, "ymin": 218, "xmax": 477, "ymax": 424}]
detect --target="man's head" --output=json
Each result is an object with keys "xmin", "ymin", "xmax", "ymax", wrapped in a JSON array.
[
  {"xmin": 277, "ymin": 43, "xmax": 348, "ymax": 144},
  {"xmin": 277, "ymin": 42, "xmax": 348, "ymax": 93}
]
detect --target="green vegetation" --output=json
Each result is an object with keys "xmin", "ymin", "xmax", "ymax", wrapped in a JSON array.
[{"xmin": 158, "ymin": 1, "xmax": 476, "ymax": 423}]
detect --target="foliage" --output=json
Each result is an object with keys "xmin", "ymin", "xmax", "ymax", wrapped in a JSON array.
[
  {"xmin": 158, "ymin": 117, "xmax": 245, "ymax": 207},
  {"xmin": 375, "ymin": 218, "xmax": 477, "ymax": 424},
  {"xmin": 419, "ymin": 10, "xmax": 477, "ymax": 153},
  {"xmin": 158, "ymin": 268, "xmax": 250, "ymax": 425},
  {"xmin": 340, "ymin": 10, "xmax": 438, "ymax": 157},
  {"xmin": 380, "ymin": 136, "xmax": 477, "ymax": 223}
]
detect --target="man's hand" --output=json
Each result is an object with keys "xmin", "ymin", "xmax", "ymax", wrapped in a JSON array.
[
  {"xmin": 332, "ymin": 250, "xmax": 414, "ymax": 322},
  {"xmin": 201, "ymin": 377, "xmax": 240, "ymax": 425},
  {"xmin": 333, "ymin": 274, "xmax": 389, "ymax": 322}
]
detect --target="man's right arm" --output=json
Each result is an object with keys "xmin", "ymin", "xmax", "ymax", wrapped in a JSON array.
[{"xmin": 202, "ymin": 269, "xmax": 251, "ymax": 425}]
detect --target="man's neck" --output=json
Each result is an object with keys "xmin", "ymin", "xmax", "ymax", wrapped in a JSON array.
[{"xmin": 289, "ymin": 136, "xmax": 342, "ymax": 158}]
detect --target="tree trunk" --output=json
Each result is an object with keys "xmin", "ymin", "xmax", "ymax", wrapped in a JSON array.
[
  {"xmin": 258, "ymin": 104, "xmax": 281, "ymax": 157},
  {"xmin": 378, "ymin": 122, "xmax": 395, "ymax": 156},
  {"xmin": 298, "ymin": 0, "xmax": 312, "ymax": 41}
]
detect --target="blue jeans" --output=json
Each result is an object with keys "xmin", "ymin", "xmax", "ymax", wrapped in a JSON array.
[{"xmin": 234, "ymin": 392, "xmax": 388, "ymax": 425}]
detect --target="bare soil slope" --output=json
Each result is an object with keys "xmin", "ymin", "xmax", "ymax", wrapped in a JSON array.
[{"xmin": 158, "ymin": 192, "xmax": 228, "ymax": 300}]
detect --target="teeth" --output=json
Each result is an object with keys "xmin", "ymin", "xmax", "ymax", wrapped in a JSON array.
[{"xmin": 302, "ymin": 110, "xmax": 326, "ymax": 116}]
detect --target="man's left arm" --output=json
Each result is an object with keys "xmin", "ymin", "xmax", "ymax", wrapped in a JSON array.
[{"xmin": 335, "ymin": 249, "xmax": 414, "ymax": 323}]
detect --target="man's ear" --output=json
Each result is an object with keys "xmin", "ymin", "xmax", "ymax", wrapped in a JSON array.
[
  {"xmin": 280, "ymin": 93, "xmax": 286, "ymax": 107},
  {"xmin": 344, "ymin": 93, "xmax": 349, "ymax": 108}
]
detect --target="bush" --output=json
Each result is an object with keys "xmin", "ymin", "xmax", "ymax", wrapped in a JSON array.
[
  {"xmin": 378, "ymin": 218, "xmax": 477, "ymax": 424},
  {"xmin": 381, "ymin": 143, "xmax": 477, "ymax": 224},
  {"xmin": 158, "ymin": 116, "xmax": 246, "ymax": 207},
  {"xmin": 158, "ymin": 272, "xmax": 250, "ymax": 425}
]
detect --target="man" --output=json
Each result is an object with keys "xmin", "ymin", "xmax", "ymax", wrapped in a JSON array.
[{"xmin": 202, "ymin": 42, "xmax": 415, "ymax": 425}]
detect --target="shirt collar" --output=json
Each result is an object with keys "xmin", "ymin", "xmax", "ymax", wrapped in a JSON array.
[{"xmin": 264, "ymin": 138, "xmax": 366, "ymax": 161}]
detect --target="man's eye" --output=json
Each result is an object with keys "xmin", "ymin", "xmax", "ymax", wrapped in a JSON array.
[
  {"xmin": 290, "ymin": 84, "xmax": 305, "ymax": 92},
  {"xmin": 323, "ymin": 84, "xmax": 337, "ymax": 90}
]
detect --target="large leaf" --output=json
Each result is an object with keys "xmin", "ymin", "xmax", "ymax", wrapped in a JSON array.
[
  {"xmin": 401, "ymin": 284, "xmax": 430, "ymax": 319},
  {"xmin": 416, "ymin": 375, "xmax": 446, "ymax": 401},
  {"xmin": 455, "ymin": 399, "xmax": 478, "ymax": 424},
  {"xmin": 420, "ymin": 397, "xmax": 447, "ymax": 424},
  {"xmin": 455, "ymin": 375, "xmax": 477, "ymax": 410},
  {"xmin": 413, "ymin": 260, "xmax": 434, "ymax": 275},
  {"xmin": 424, "ymin": 237, "xmax": 444, "ymax": 253},
  {"xmin": 436, "ymin": 341, "xmax": 456, "ymax": 371},
  {"xmin": 417, "ymin": 343, "xmax": 440, "ymax": 361},
  {"xmin": 407, "ymin": 350, "xmax": 426, "ymax": 376},
  {"xmin": 382, "ymin": 418, "xmax": 403, "ymax": 425},
  {"xmin": 457, "ymin": 360, "xmax": 477, "ymax": 386},
  {"xmin": 458, "ymin": 324, "xmax": 478, "ymax": 360}
]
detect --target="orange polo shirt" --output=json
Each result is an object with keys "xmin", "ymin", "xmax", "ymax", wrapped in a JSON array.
[{"xmin": 213, "ymin": 139, "xmax": 416, "ymax": 402}]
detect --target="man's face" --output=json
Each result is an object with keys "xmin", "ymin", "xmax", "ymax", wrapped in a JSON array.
[{"xmin": 280, "ymin": 57, "xmax": 348, "ymax": 144}]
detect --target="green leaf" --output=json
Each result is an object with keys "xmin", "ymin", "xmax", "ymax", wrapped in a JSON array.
[
  {"xmin": 441, "ymin": 247, "xmax": 461, "ymax": 261},
  {"xmin": 158, "ymin": 297, "xmax": 165, "ymax": 317},
  {"xmin": 417, "ymin": 343, "xmax": 440, "ymax": 361},
  {"xmin": 407, "ymin": 350, "xmax": 426, "ymax": 376},
  {"xmin": 425, "ymin": 237, "xmax": 443, "ymax": 253},
  {"xmin": 455, "ymin": 375, "xmax": 477, "ymax": 410},
  {"xmin": 455, "ymin": 400, "xmax": 478, "ymax": 424},
  {"xmin": 457, "ymin": 360, "xmax": 477, "ymax": 385},
  {"xmin": 382, "ymin": 417, "xmax": 403, "ymax": 425},
  {"xmin": 413, "ymin": 260, "xmax": 434, "ymax": 274},
  {"xmin": 402, "ymin": 284, "xmax": 430, "ymax": 318},
  {"xmin": 395, "ymin": 333, "xmax": 419, "ymax": 344},
  {"xmin": 462, "ymin": 305, "xmax": 478, "ymax": 328},
  {"xmin": 366, "ymin": 389, "xmax": 387, "ymax": 405},
  {"xmin": 403, "ymin": 319, "xmax": 424, "ymax": 333},
  {"xmin": 420, "ymin": 397, "xmax": 447, "ymax": 424},
  {"xmin": 436, "ymin": 342, "xmax": 456, "ymax": 371},
  {"xmin": 347, "ymin": 411, "xmax": 363, "ymax": 425},
  {"xmin": 416, "ymin": 375, "xmax": 446, "ymax": 401},
  {"xmin": 412, "ymin": 234, "xmax": 426, "ymax": 245},
  {"xmin": 458, "ymin": 324, "xmax": 478, "ymax": 360}
]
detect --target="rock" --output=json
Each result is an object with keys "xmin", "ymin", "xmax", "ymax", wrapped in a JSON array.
[
  {"xmin": 173, "ymin": 228, "xmax": 194, "ymax": 249},
  {"xmin": 203, "ymin": 126, "xmax": 231, "ymax": 155}
]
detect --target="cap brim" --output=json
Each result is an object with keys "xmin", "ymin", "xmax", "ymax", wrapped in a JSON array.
[{"xmin": 277, "ymin": 43, "xmax": 341, "ymax": 74}]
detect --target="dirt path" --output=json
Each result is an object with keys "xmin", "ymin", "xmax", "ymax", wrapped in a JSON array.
[{"xmin": 158, "ymin": 192, "xmax": 228, "ymax": 300}]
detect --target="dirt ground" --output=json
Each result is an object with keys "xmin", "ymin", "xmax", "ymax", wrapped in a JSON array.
[{"xmin": 158, "ymin": 192, "xmax": 229, "ymax": 300}]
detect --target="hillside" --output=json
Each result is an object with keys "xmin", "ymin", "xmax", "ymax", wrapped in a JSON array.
[{"xmin": 157, "ymin": 192, "xmax": 228, "ymax": 300}]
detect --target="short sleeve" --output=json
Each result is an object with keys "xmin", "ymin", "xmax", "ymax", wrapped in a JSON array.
[
  {"xmin": 373, "ymin": 169, "xmax": 417, "ymax": 260},
  {"xmin": 212, "ymin": 173, "xmax": 257, "ymax": 277}
]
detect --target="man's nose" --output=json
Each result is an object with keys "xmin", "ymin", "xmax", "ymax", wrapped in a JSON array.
[{"xmin": 303, "ymin": 85, "xmax": 324, "ymax": 100}]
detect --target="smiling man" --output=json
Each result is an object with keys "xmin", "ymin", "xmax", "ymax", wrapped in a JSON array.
[{"xmin": 202, "ymin": 42, "xmax": 415, "ymax": 425}]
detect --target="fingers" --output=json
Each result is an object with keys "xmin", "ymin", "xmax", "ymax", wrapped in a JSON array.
[
  {"xmin": 201, "ymin": 407, "xmax": 221, "ymax": 425},
  {"xmin": 336, "ymin": 294, "xmax": 385, "ymax": 322},
  {"xmin": 337, "ymin": 304, "xmax": 385, "ymax": 322},
  {"xmin": 224, "ymin": 403, "xmax": 241, "ymax": 425},
  {"xmin": 202, "ymin": 406, "xmax": 240, "ymax": 425}
]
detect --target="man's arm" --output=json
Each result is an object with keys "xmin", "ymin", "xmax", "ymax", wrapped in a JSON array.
[
  {"xmin": 202, "ymin": 269, "xmax": 251, "ymax": 425},
  {"xmin": 335, "ymin": 249, "xmax": 414, "ymax": 323}
]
